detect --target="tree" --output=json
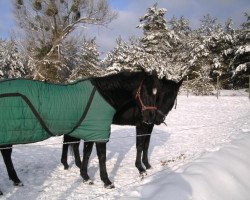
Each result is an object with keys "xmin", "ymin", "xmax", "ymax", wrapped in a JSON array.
[
  {"xmin": 0, "ymin": 39, "xmax": 27, "ymax": 79},
  {"xmin": 231, "ymin": 13, "xmax": 250, "ymax": 88},
  {"xmin": 106, "ymin": 5, "xmax": 191, "ymax": 82},
  {"xmin": 13, "ymin": 0, "xmax": 116, "ymax": 82},
  {"xmin": 104, "ymin": 38, "xmax": 160, "ymax": 75},
  {"xmin": 67, "ymin": 38, "xmax": 103, "ymax": 81},
  {"xmin": 187, "ymin": 14, "xmax": 236, "ymax": 91},
  {"xmin": 190, "ymin": 65, "xmax": 215, "ymax": 95},
  {"xmin": 137, "ymin": 4, "xmax": 188, "ymax": 81}
]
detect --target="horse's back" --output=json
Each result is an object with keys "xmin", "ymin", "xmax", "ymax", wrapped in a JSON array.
[{"xmin": 0, "ymin": 79, "xmax": 94, "ymax": 145}]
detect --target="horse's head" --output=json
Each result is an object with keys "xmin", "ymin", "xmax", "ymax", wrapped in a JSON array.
[
  {"xmin": 154, "ymin": 78, "xmax": 183, "ymax": 125},
  {"xmin": 135, "ymin": 72, "xmax": 160, "ymax": 125}
]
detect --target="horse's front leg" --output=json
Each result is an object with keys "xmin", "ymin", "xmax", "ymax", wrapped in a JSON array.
[
  {"xmin": 142, "ymin": 124, "xmax": 154, "ymax": 169},
  {"xmin": 80, "ymin": 141, "xmax": 94, "ymax": 184},
  {"xmin": 1, "ymin": 145, "xmax": 23, "ymax": 186},
  {"xmin": 96, "ymin": 142, "xmax": 114, "ymax": 188},
  {"xmin": 135, "ymin": 125, "xmax": 147, "ymax": 175}
]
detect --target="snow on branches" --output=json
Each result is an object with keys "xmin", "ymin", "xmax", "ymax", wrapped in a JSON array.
[
  {"xmin": 104, "ymin": 38, "xmax": 188, "ymax": 82},
  {"xmin": 0, "ymin": 39, "xmax": 26, "ymax": 79},
  {"xmin": 105, "ymin": 4, "xmax": 189, "ymax": 82}
]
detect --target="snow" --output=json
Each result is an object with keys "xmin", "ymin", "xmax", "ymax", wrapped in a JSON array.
[
  {"xmin": 236, "ymin": 45, "xmax": 250, "ymax": 55},
  {"xmin": 0, "ymin": 91, "xmax": 250, "ymax": 199}
]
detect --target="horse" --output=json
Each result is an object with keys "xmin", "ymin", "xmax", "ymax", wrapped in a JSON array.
[
  {"xmin": 0, "ymin": 71, "xmax": 160, "ymax": 194},
  {"xmin": 61, "ymin": 78, "xmax": 183, "ymax": 179}
]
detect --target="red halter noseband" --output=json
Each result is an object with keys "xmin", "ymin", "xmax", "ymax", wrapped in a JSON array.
[{"xmin": 135, "ymin": 80, "xmax": 157, "ymax": 111}]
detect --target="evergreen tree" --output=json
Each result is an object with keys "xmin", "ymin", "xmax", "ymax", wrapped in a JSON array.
[
  {"xmin": 190, "ymin": 65, "xmax": 215, "ymax": 95},
  {"xmin": 0, "ymin": 39, "xmax": 26, "ymax": 79},
  {"xmin": 137, "ymin": 4, "xmax": 188, "ymax": 81},
  {"xmin": 189, "ymin": 14, "xmax": 234, "ymax": 93},
  {"xmin": 67, "ymin": 38, "xmax": 103, "ymax": 81},
  {"xmin": 231, "ymin": 13, "xmax": 250, "ymax": 88},
  {"xmin": 105, "ymin": 37, "xmax": 161, "ymax": 74},
  {"xmin": 106, "ymin": 5, "xmax": 191, "ymax": 82}
]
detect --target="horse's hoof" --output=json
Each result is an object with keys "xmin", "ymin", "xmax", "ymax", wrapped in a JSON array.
[
  {"xmin": 0, "ymin": 191, "xmax": 3, "ymax": 195},
  {"xmin": 145, "ymin": 165, "xmax": 152, "ymax": 170},
  {"xmin": 63, "ymin": 164, "xmax": 69, "ymax": 170},
  {"xmin": 14, "ymin": 182, "xmax": 23, "ymax": 186},
  {"xmin": 140, "ymin": 171, "xmax": 147, "ymax": 180},
  {"xmin": 83, "ymin": 179, "xmax": 94, "ymax": 185},
  {"xmin": 104, "ymin": 183, "xmax": 115, "ymax": 189}
]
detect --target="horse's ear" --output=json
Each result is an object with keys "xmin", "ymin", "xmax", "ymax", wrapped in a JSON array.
[
  {"xmin": 177, "ymin": 78, "xmax": 184, "ymax": 88},
  {"xmin": 151, "ymin": 70, "xmax": 158, "ymax": 77}
]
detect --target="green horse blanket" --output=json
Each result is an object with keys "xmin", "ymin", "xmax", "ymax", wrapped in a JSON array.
[{"xmin": 0, "ymin": 79, "xmax": 116, "ymax": 145}]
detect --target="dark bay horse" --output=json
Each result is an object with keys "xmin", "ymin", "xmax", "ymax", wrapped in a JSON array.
[
  {"xmin": 0, "ymin": 71, "xmax": 160, "ymax": 194},
  {"xmin": 61, "ymin": 78, "xmax": 183, "ymax": 180}
]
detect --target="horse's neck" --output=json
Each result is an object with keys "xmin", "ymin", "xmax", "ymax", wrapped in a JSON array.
[{"xmin": 91, "ymin": 73, "xmax": 142, "ymax": 110}]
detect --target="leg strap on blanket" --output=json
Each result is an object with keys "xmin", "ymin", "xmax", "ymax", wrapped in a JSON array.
[
  {"xmin": 0, "ymin": 87, "xmax": 97, "ymax": 137},
  {"xmin": 66, "ymin": 87, "xmax": 97, "ymax": 135}
]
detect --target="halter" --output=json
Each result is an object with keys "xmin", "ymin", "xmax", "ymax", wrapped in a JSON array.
[{"xmin": 135, "ymin": 79, "xmax": 157, "ymax": 111}]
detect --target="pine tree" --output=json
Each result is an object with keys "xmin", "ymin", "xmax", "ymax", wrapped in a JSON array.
[
  {"xmin": 106, "ymin": 4, "xmax": 191, "ymax": 82},
  {"xmin": 0, "ymin": 39, "xmax": 26, "ymax": 79},
  {"xmin": 67, "ymin": 38, "xmax": 103, "ymax": 81},
  {"xmin": 104, "ymin": 38, "xmax": 159, "ymax": 74},
  {"xmin": 190, "ymin": 65, "xmax": 215, "ymax": 95},
  {"xmin": 137, "ymin": 4, "xmax": 188, "ymax": 81},
  {"xmin": 188, "ymin": 14, "xmax": 229, "ymax": 94},
  {"xmin": 231, "ymin": 13, "xmax": 250, "ymax": 88}
]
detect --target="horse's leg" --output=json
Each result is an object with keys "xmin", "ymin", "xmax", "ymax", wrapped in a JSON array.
[
  {"xmin": 1, "ymin": 145, "xmax": 23, "ymax": 186},
  {"xmin": 62, "ymin": 135, "xmax": 81, "ymax": 169},
  {"xmin": 135, "ymin": 124, "xmax": 147, "ymax": 175},
  {"xmin": 95, "ymin": 142, "xmax": 114, "ymax": 188},
  {"xmin": 72, "ymin": 141, "xmax": 81, "ymax": 168},
  {"xmin": 61, "ymin": 136, "xmax": 70, "ymax": 169},
  {"xmin": 80, "ymin": 141, "xmax": 94, "ymax": 184},
  {"xmin": 142, "ymin": 124, "xmax": 154, "ymax": 169}
]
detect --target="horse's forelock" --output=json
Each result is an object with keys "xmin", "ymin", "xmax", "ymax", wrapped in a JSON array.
[{"xmin": 158, "ymin": 79, "xmax": 182, "ymax": 113}]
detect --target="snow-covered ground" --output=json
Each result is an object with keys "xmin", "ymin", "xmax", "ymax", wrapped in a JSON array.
[{"xmin": 0, "ymin": 91, "xmax": 249, "ymax": 199}]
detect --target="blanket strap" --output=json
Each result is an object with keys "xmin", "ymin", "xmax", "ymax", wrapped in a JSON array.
[
  {"xmin": 66, "ymin": 87, "xmax": 97, "ymax": 135},
  {"xmin": 0, "ymin": 87, "xmax": 97, "ymax": 137},
  {"xmin": 0, "ymin": 93, "xmax": 55, "ymax": 136}
]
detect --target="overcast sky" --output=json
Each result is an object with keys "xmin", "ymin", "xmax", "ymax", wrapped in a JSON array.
[{"xmin": 0, "ymin": 0, "xmax": 249, "ymax": 57}]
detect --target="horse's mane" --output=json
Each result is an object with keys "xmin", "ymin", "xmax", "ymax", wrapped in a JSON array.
[{"xmin": 90, "ymin": 71, "xmax": 145, "ymax": 91}]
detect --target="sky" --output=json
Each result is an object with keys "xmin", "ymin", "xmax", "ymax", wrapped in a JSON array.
[{"xmin": 0, "ymin": 0, "xmax": 249, "ymax": 56}]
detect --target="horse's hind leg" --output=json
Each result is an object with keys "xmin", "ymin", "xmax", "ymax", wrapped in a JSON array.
[
  {"xmin": 96, "ymin": 142, "xmax": 114, "ymax": 188},
  {"xmin": 1, "ymin": 145, "xmax": 23, "ymax": 186},
  {"xmin": 61, "ymin": 135, "xmax": 81, "ymax": 169},
  {"xmin": 72, "ymin": 141, "xmax": 81, "ymax": 168},
  {"xmin": 80, "ymin": 141, "xmax": 94, "ymax": 184},
  {"xmin": 61, "ymin": 136, "xmax": 70, "ymax": 169}
]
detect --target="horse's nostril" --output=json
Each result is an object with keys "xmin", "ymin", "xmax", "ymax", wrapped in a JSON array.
[{"xmin": 143, "ymin": 121, "xmax": 153, "ymax": 125}]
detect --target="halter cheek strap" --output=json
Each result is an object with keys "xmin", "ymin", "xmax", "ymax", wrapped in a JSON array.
[{"xmin": 135, "ymin": 80, "xmax": 157, "ymax": 111}]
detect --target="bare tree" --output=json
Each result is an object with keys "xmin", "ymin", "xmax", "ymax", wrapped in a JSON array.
[{"xmin": 13, "ymin": 0, "xmax": 117, "ymax": 82}]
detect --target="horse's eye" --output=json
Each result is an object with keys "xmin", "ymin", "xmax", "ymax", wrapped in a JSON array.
[{"xmin": 152, "ymin": 88, "xmax": 157, "ymax": 95}]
